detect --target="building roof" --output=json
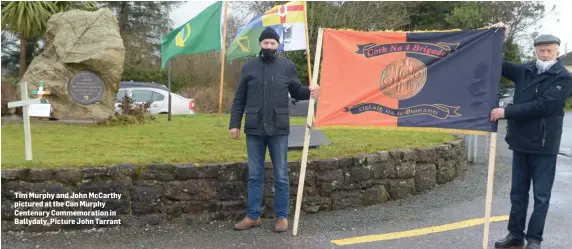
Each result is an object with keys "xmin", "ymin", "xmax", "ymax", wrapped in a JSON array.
[{"xmin": 560, "ymin": 51, "xmax": 572, "ymax": 65}]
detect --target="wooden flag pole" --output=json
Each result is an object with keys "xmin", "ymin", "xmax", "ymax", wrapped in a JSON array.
[
  {"xmin": 168, "ymin": 60, "xmax": 172, "ymax": 121},
  {"xmin": 482, "ymin": 132, "xmax": 498, "ymax": 249},
  {"xmin": 217, "ymin": 1, "xmax": 229, "ymax": 127},
  {"xmin": 293, "ymin": 27, "xmax": 324, "ymax": 236},
  {"xmin": 302, "ymin": 1, "xmax": 316, "ymax": 124},
  {"xmin": 303, "ymin": 1, "xmax": 313, "ymax": 91}
]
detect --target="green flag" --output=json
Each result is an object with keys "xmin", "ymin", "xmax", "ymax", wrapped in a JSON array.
[
  {"xmin": 226, "ymin": 15, "xmax": 265, "ymax": 61},
  {"xmin": 161, "ymin": 1, "xmax": 222, "ymax": 70}
]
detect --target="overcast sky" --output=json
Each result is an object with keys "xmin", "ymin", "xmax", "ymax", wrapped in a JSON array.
[{"xmin": 170, "ymin": 0, "xmax": 572, "ymax": 56}]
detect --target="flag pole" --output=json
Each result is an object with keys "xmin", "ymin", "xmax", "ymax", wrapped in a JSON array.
[
  {"xmin": 482, "ymin": 132, "xmax": 498, "ymax": 249},
  {"xmin": 303, "ymin": 1, "xmax": 313, "ymax": 90},
  {"xmin": 168, "ymin": 59, "xmax": 172, "ymax": 122},
  {"xmin": 217, "ymin": 1, "xmax": 229, "ymax": 127},
  {"xmin": 293, "ymin": 27, "xmax": 324, "ymax": 236},
  {"xmin": 302, "ymin": 0, "xmax": 316, "ymax": 124}
]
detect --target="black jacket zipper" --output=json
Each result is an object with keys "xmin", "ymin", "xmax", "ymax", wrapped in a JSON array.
[
  {"xmin": 534, "ymin": 84, "xmax": 546, "ymax": 147},
  {"xmin": 262, "ymin": 62, "xmax": 268, "ymax": 132},
  {"xmin": 541, "ymin": 118, "xmax": 546, "ymax": 147}
]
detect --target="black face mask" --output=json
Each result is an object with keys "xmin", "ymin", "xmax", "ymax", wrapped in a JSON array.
[{"xmin": 260, "ymin": 48, "xmax": 277, "ymax": 61}]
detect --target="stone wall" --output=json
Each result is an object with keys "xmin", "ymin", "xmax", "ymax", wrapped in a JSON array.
[{"xmin": 1, "ymin": 137, "xmax": 466, "ymax": 232}]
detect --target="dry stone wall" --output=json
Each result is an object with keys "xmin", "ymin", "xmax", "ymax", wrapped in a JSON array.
[{"xmin": 1, "ymin": 137, "xmax": 466, "ymax": 232}]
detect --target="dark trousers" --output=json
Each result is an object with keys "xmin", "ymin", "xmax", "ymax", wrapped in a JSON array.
[{"xmin": 508, "ymin": 151, "xmax": 557, "ymax": 242}]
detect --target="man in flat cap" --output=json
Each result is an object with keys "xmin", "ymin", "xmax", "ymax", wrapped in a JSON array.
[
  {"xmin": 229, "ymin": 27, "xmax": 320, "ymax": 233},
  {"xmin": 489, "ymin": 23, "xmax": 572, "ymax": 249}
]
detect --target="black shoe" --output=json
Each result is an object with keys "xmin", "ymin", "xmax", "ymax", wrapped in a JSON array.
[
  {"xmin": 525, "ymin": 240, "xmax": 540, "ymax": 249},
  {"xmin": 495, "ymin": 233, "xmax": 525, "ymax": 248}
]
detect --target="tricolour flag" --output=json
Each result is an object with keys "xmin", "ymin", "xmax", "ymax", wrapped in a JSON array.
[
  {"xmin": 315, "ymin": 28, "xmax": 504, "ymax": 134},
  {"xmin": 161, "ymin": 1, "xmax": 223, "ymax": 70},
  {"xmin": 226, "ymin": 1, "xmax": 307, "ymax": 61}
]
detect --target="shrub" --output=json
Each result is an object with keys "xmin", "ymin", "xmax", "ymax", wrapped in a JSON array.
[
  {"xmin": 1, "ymin": 79, "xmax": 21, "ymax": 116},
  {"xmin": 180, "ymin": 86, "xmax": 235, "ymax": 114},
  {"xmin": 97, "ymin": 94, "xmax": 156, "ymax": 126}
]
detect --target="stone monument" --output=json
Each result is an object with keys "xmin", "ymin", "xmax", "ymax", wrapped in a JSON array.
[{"xmin": 20, "ymin": 8, "xmax": 125, "ymax": 121}]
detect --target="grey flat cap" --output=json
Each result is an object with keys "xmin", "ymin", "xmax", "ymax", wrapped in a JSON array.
[{"xmin": 534, "ymin": 34, "xmax": 560, "ymax": 46}]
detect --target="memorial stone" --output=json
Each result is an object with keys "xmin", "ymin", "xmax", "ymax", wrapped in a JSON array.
[{"xmin": 20, "ymin": 8, "xmax": 125, "ymax": 121}]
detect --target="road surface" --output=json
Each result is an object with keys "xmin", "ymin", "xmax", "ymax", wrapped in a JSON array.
[{"xmin": 2, "ymin": 115, "xmax": 571, "ymax": 249}]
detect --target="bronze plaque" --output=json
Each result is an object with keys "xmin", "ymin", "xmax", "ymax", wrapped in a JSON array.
[{"xmin": 68, "ymin": 70, "xmax": 104, "ymax": 105}]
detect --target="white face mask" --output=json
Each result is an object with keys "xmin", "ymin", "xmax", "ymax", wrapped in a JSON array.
[{"xmin": 536, "ymin": 59, "xmax": 557, "ymax": 72}]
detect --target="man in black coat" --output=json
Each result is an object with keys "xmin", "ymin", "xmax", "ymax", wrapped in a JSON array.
[
  {"xmin": 490, "ymin": 23, "xmax": 572, "ymax": 249},
  {"xmin": 229, "ymin": 27, "xmax": 320, "ymax": 233}
]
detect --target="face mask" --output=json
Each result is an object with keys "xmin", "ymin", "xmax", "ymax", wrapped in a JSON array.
[
  {"xmin": 535, "ymin": 59, "xmax": 556, "ymax": 72},
  {"xmin": 260, "ymin": 48, "xmax": 277, "ymax": 61}
]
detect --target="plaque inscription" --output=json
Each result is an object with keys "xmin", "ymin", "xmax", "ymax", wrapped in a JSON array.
[{"xmin": 68, "ymin": 70, "xmax": 104, "ymax": 105}]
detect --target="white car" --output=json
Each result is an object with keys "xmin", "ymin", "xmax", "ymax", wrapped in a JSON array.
[
  {"xmin": 498, "ymin": 88, "xmax": 514, "ymax": 108},
  {"xmin": 115, "ymin": 82, "xmax": 196, "ymax": 115}
]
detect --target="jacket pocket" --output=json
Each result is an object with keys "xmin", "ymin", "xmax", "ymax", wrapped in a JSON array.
[
  {"xmin": 505, "ymin": 120, "xmax": 515, "ymax": 145},
  {"xmin": 542, "ymin": 115, "xmax": 564, "ymax": 152},
  {"xmin": 245, "ymin": 107, "xmax": 260, "ymax": 129},
  {"xmin": 512, "ymin": 119, "xmax": 543, "ymax": 149},
  {"xmin": 273, "ymin": 107, "xmax": 289, "ymax": 131}
]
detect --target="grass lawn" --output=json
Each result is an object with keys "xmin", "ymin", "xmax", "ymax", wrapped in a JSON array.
[
  {"xmin": 1, "ymin": 114, "xmax": 457, "ymax": 168},
  {"xmin": 566, "ymin": 97, "xmax": 572, "ymax": 111}
]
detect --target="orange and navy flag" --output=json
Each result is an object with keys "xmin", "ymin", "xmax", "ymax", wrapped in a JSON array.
[{"xmin": 314, "ymin": 28, "xmax": 504, "ymax": 134}]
